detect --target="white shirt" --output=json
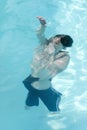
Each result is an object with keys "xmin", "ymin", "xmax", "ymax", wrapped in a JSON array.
[
  {"xmin": 30, "ymin": 25, "xmax": 70, "ymax": 90},
  {"xmin": 31, "ymin": 43, "xmax": 70, "ymax": 79}
]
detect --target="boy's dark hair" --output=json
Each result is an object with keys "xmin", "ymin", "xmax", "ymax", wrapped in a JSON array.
[{"xmin": 54, "ymin": 34, "xmax": 73, "ymax": 47}]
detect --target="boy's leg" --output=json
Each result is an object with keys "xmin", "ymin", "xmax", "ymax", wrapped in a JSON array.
[
  {"xmin": 23, "ymin": 75, "xmax": 39, "ymax": 107},
  {"xmin": 26, "ymin": 91, "xmax": 39, "ymax": 107},
  {"xmin": 39, "ymin": 88, "xmax": 62, "ymax": 112}
]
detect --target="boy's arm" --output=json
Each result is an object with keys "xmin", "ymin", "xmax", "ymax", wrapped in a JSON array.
[
  {"xmin": 32, "ymin": 54, "xmax": 70, "ymax": 80},
  {"xmin": 38, "ymin": 53, "xmax": 70, "ymax": 79},
  {"xmin": 36, "ymin": 16, "xmax": 48, "ymax": 44},
  {"xmin": 48, "ymin": 53, "xmax": 70, "ymax": 77}
]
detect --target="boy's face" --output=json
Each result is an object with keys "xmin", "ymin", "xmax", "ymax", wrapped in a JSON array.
[
  {"xmin": 53, "ymin": 37, "xmax": 61, "ymax": 45},
  {"xmin": 52, "ymin": 37, "xmax": 64, "ymax": 51}
]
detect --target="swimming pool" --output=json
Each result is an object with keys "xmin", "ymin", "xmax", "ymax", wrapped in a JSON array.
[{"xmin": 0, "ymin": 0, "xmax": 87, "ymax": 130}]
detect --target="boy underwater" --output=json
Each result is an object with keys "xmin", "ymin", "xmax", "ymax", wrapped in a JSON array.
[{"xmin": 23, "ymin": 16, "xmax": 73, "ymax": 112}]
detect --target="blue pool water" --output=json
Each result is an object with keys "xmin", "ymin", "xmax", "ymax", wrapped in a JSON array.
[{"xmin": 0, "ymin": 0, "xmax": 87, "ymax": 130}]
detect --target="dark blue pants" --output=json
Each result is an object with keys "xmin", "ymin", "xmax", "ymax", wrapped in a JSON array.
[{"xmin": 23, "ymin": 75, "xmax": 62, "ymax": 112}]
